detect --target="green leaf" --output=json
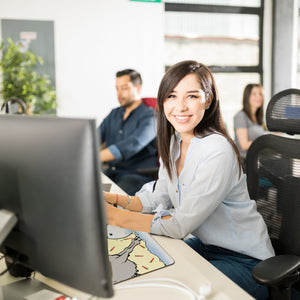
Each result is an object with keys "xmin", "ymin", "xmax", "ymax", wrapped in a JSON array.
[{"xmin": 0, "ymin": 38, "xmax": 56, "ymax": 115}]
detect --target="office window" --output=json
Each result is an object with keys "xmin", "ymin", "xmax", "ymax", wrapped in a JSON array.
[
  {"xmin": 165, "ymin": 13, "xmax": 259, "ymax": 66},
  {"xmin": 164, "ymin": 0, "xmax": 263, "ymax": 137},
  {"xmin": 165, "ymin": 0, "xmax": 260, "ymax": 6},
  {"xmin": 298, "ymin": 1, "xmax": 300, "ymax": 87}
]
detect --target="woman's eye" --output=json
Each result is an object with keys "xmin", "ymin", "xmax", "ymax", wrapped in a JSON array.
[
  {"xmin": 167, "ymin": 94, "xmax": 176, "ymax": 99},
  {"xmin": 188, "ymin": 94, "xmax": 200, "ymax": 100}
]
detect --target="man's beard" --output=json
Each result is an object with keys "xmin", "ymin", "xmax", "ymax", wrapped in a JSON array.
[{"xmin": 121, "ymin": 99, "xmax": 135, "ymax": 108}]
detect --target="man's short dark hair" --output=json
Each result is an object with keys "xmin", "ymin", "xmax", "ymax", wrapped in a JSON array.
[{"xmin": 116, "ymin": 69, "xmax": 142, "ymax": 86}]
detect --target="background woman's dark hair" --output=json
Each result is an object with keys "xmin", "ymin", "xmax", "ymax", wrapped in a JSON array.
[
  {"xmin": 242, "ymin": 83, "xmax": 264, "ymax": 125},
  {"xmin": 156, "ymin": 60, "xmax": 243, "ymax": 179}
]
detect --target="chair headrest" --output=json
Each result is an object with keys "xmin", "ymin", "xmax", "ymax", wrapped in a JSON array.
[{"xmin": 266, "ymin": 88, "xmax": 300, "ymax": 135}]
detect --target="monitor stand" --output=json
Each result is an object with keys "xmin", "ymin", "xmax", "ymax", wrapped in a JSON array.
[
  {"xmin": 0, "ymin": 278, "xmax": 66, "ymax": 299},
  {"xmin": 0, "ymin": 210, "xmax": 66, "ymax": 299}
]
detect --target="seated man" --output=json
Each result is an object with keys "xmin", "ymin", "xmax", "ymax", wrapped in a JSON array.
[{"xmin": 99, "ymin": 69, "xmax": 158, "ymax": 195}]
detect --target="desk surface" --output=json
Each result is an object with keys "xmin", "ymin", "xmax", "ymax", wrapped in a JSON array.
[{"xmin": 0, "ymin": 174, "xmax": 254, "ymax": 300}]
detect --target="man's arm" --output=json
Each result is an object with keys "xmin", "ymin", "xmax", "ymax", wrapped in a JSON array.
[
  {"xmin": 113, "ymin": 112, "xmax": 156, "ymax": 160},
  {"xmin": 99, "ymin": 106, "xmax": 156, "ymax": 162},
  {"xmin": 99, "ymin": 113, "xmax": 121, "ymax": 162}
]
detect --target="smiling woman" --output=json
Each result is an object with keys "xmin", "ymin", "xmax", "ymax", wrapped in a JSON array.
[
  {"xmin": 104, "ymin": 60, "xmax": 275, "ymax": 300},
  {"xmin": 163, "ymin": 75, "xmax": 211, "ymax": 141}
]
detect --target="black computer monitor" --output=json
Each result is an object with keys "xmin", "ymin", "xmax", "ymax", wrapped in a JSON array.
[{"xmin": 0, "ymin": 115, "xmax": 113, "ymax": 298}]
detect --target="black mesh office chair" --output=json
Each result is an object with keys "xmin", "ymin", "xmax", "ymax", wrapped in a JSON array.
[{"xmin": 245, "ymin": 88, "xmax": 300, "ymax": 300}]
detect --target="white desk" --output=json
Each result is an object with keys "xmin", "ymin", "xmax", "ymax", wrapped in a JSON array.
[{"xmin": 0, "ymin": 174, "xmax": 254, "ymax": 300}]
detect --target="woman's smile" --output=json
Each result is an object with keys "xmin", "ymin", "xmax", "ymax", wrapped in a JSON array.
[{"xmin": 172, "ymin": 114, "xmax": 192, "ymax": 123}]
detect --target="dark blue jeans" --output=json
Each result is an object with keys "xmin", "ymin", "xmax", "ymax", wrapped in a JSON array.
[{"xmin": 185, "ymin": 236, "xmax": 269, "ymax": 300}]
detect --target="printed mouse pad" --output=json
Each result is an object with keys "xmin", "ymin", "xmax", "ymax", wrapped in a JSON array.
[{"xmin": 107, "ymin": 225, "xmax": 174, "ymax": 283}]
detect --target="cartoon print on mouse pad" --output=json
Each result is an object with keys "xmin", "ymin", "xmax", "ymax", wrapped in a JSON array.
[{"xmin": 107, "ymin": 225, "xmax": 174, "ymax": 283}]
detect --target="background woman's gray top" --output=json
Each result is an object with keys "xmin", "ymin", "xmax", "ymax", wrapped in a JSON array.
[{"xmin": 234, "ymin": 110, "xmax": 266, "ymax": 159}]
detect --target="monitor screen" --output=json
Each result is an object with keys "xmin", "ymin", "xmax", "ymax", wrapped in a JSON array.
[{"xmin": 0, "ymin": 115, "xmax": 113, "ymax": 298}]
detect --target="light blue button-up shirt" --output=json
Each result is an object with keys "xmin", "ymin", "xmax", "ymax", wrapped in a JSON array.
[{"xmin": 137, "ymin": 133, "xmax": 274, "ymax": 260}]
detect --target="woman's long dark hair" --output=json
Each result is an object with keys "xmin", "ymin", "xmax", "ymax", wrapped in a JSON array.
[
  {"xmin": 242, "ymin": 83, "xmax": 264, "ymax": 125},
  {"xmin": 156, "ymin": 60, "xmax": 243, "ymax": 179}
]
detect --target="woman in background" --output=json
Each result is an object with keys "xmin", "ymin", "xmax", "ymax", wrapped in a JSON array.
[
  {"xmin": 234, "ymin": 83, "xmax": 266, "ymax": 163},
  {"xmin": 105, "ymin": 61, "xmax": 274, "ymax": 300}
]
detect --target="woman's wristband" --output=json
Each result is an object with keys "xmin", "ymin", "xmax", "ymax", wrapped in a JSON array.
[{"xmin": 124, "ymin": 195, "xmax": 132, "ymax": 210}]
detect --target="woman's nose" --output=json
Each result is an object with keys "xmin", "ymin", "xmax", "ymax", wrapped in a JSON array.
[{"xmin": 176, "ymin": 98, "xmax": 188, "ymax": 111}]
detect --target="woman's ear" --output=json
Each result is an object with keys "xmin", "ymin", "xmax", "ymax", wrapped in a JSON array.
[{"xmin": 205, "ymin": 93, "xmax": 213, "ymax": 109}]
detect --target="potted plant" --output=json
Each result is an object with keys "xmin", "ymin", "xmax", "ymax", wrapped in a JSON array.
[{"xmin": 0, "ymin": 38, "xmax": 56, "ymax": 115}]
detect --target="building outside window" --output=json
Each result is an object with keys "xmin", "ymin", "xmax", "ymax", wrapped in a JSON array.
[
  {"xmin": 164, "ymin": 0, "xmax": 263, "ymax": 137},
  {"xmin": 298, "ymin": 0, "xmax": 300, "ymax": 87}
]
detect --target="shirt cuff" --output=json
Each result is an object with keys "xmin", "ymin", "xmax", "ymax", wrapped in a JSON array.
[
  {"xmin": 107, "ymin": 145, "xmax": 122, "ymax": 160},
  {"xmin": 152, "ymin": 204, "xmax": 172, "ymax": 219},
  {"xmin": 151, "ymin": 204, "xmax": 173, "ymax": 233}
]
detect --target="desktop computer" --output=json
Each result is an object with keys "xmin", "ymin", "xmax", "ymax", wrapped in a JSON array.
[{"xmin": 0, "ymin": 115, "xmax": 113, "ymax": 298}]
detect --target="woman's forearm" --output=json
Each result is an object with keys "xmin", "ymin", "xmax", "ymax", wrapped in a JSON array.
[
  {"xmin": 236, "ymin": 128, "xmax": 252, "ymax": 151},
  {"xmin": 106, "ymin": 203, "xmax": 153, "ymax": 232},
  {"xmin": 104, "ymin": 192, "xmax": 143, "ymax": 212}
]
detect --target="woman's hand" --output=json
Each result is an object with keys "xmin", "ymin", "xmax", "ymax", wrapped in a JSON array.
[
  {"xmin": 103, "ymin": 191, "xmax": 116, "ymax": 205},
  {"xmin": 105, "ymin": 202, "xmax": 153, "ymax": 232},
  {"xmin": 105, "ymin": 202, "xmax": 117, "ymax": 225}
]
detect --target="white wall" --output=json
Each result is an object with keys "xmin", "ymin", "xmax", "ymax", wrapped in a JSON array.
[{"xmin": 0, "ymin": 0, "xmax": 165, "ymax": 124}]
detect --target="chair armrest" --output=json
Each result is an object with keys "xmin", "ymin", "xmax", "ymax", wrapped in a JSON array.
[{"xmin": 252, "ymin": 255, "xmax": 300, "ymax": 286}]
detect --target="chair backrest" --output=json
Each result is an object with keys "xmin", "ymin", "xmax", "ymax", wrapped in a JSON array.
[
  {"xmin": 266, "ymin": 88, "xmax": 300, "ymax": 135},
  {"xmin": 246, "ymin": 89, "xmax": 300, "ymax": 256},
  {"xmin": 142, "ymin": 97, "xmax": 158, "ymax": 111}
]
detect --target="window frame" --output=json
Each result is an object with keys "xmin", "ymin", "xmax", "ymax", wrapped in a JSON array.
[{"xmin": 164, "ymin": 1, "xmax": 264, "ymax": 83}]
